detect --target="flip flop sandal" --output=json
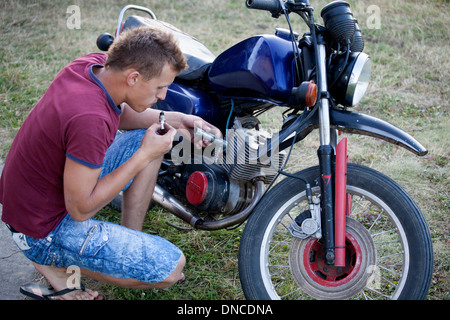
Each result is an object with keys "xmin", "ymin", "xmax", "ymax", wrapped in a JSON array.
[{"xmin": 19, "ymin": 282, "xmax": 98, "ymax": 300}]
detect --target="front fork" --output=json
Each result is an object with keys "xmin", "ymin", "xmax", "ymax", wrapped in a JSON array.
[{"xmin": 316, "ymin": 41, "xmax": 348, "ymax": 266}]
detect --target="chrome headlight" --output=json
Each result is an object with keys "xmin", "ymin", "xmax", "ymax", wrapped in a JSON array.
[
  {"xmin": 329, "ymin": 52, "xmax": 372, "ymax": 107},
  {"xmin": 345, "ymin": 52, "xmax": 371, "ymax": 106}
]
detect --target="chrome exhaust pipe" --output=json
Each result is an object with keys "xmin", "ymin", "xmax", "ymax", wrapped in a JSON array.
[{"xmin": 152, "ymin": 184, "xmax": 200, "ymax": 227}]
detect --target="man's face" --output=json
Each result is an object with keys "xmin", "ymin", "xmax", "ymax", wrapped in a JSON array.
[{"xmin": 127, "ymin": 63, "xmax": 177, "ymax": 112}]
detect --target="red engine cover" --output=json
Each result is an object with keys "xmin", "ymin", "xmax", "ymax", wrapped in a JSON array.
[{"xmin": 186, "ymin": 171, "xmax": 208, "ymax": 205}]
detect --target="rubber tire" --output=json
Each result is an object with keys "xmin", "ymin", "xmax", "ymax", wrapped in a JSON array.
[{"xmin": 239, "ymin": 164, "xmax": 433, "ymax": 300}]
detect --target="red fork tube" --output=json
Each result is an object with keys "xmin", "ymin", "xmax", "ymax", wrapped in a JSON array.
[{"xmin": 334, "ymin": 138, "xmax": 347, "ymax": 267}]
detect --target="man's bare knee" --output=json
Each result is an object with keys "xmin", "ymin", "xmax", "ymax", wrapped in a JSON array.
[{"xmin": 159, "ymin": 254, "xmax": 186, "ymax": 288}]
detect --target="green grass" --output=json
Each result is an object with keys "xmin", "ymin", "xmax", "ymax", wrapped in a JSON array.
[{"xmin": 0, "ymin": 0, "xmax": 448, "ymax": 300}]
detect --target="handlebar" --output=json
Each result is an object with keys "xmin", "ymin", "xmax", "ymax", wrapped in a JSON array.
[{"xmin": 246, "ymin": 0, "xmax": 283, "ymax": 16}]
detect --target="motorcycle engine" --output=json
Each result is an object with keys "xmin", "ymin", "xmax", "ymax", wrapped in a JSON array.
[
  {"xmin": 181, "ymin": 116, "xmax": 286, "ymax": 216},
  {"xmin": 220, "ymin": 117, "xmax": 286, "ymax": 184},
  {"xmin": 183, "ymin": 163, "xmax": 253, "ymax": 216}
]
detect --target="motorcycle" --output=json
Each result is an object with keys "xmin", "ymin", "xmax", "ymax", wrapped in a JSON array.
[{"xmin": 97, "ymin": 0, "xmax": 433, "ymax": 300}]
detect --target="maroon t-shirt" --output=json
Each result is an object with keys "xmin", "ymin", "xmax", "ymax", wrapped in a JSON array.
[{"xmin": 0, "ymin": 53, "xmax": 121, "ymax": 238}]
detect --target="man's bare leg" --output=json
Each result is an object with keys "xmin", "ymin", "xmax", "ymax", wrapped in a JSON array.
[
  {"xmin": 32, "ymin": 263, "xmax": 100, "ymax": 300},
  {"xmin": 32, "ymin": 253, "xmax": 185, "ymax": 299},
  {"xmin": 121, "ymin": 156, "xmax": 162, "ymax": 230},
  {"xmin": 82, "ymin": 253, "xmax": 186, "ymax": 289}
]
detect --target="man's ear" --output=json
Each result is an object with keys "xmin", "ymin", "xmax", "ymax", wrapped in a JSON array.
[{"xmin": 126, "ymin": 70, "xmax": 140, "ymax": 87}]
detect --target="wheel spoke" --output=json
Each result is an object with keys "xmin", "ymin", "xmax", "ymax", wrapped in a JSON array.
[
  {"xmin": 350, "ymin": 195, "xmax": 365, "ymax": 216},
  {"xmin": 377, "ymin": 264, "xmax": 402, "ymax": 277},
  {"xmin": 279, "ymin": 287, "xmax": 303, "ymax": 299},
  {"xmin": 371, "ymin": 228, "xmax": 398, "ymax": 237},
  {"xmin": 364, "ymin": 286, "xmax": 392, "ymax": 299},
  {"xmin": 368, "ymin": 208, "xmax": 384, "ymax": 232},
  {"xmin": 378, "ymin": 252, "xmax": 404, "ymax": 260}
]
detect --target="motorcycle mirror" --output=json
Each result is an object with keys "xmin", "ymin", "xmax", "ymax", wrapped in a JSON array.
[{"xmin": 97, "ymin": 33, "xmax": 114, "ymax": 51}]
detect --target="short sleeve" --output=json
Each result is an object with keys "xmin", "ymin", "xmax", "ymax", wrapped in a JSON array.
[{"xmin": 65, "ymin": 115, "xmax": 114, "ymax": 169}]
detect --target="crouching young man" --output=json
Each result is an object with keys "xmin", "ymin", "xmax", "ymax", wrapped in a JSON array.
[{"xmin": 0, "ymin": 26, "xmax": 220, "ymax": 300}]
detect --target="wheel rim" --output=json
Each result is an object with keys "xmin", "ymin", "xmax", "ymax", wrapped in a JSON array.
[{"xmin": 260, "ymin": 186, "xmax": 409, "ymax": 300}]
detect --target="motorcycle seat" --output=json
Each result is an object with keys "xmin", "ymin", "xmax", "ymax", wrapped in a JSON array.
[{"xmin": 122, "ymin": 16, "xmax": 216, "ymax": 81}]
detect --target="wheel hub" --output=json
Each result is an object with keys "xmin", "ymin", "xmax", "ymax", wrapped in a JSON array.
[{"xmin": 289, "ymin": 217, "xmax": 376, "ymax": 299}]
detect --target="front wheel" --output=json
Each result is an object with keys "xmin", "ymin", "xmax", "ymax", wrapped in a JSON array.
[{"xmin": 239, "ymin": 164, "xmax": 433, "ymax": 300}]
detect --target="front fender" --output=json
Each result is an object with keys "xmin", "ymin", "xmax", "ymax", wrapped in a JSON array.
[
  {"xmin": 329, "ymin": 108, "xmax": 428, "ymax": 156},
  {"xmin": 277, "ymin": 108, "xmax": 428, "ymax": 156}
]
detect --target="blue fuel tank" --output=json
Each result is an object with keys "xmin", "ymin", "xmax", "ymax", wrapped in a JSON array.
[
  {"xmin": 156, "ymin": 82, "xmax": 221, "ymax": 128},
  {"xmin": 208, "ymin": 34, "xmax": 296, "ymax": 105}
]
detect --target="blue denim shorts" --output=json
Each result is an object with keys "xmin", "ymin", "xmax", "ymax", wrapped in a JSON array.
[
  {"xmin": 10, "ymin": 214, "xmax": 182, "ymax": 283},
  {"xmin": 100, "ymin": 129, "xmax": 146, "ymax": 191}
]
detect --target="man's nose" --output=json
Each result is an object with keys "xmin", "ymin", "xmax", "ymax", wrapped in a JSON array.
[{"xmin": 156, "ymin": 88, "xmax": 167, "ymax": 101}]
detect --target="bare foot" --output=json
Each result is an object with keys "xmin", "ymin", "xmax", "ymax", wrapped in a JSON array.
[{"xmin": 33, "ymin": 263, "xmax": 100, "ymax": 300}]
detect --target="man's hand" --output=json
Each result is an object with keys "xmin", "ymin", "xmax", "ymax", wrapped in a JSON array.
[
  {"xmin": 118, "ymin": 104, "xmax": 222, "ymax": 149},
  {"xmin": 139, "ymin": 122, "xmax": 177, "ymax": 159},
  {"xmin": 178, "ymin": 115, "xmax": 222, "ymax": 149}
]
